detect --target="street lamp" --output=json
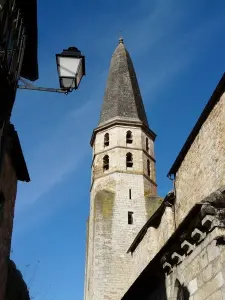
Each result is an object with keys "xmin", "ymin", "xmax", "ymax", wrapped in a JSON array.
[
  {"xmin": 18, "ymin": 46, "xmax": 85, "ymax": 95},
  {"xmin": 56, "ymin": 47, "xmax": 85, "ymax": 91}
]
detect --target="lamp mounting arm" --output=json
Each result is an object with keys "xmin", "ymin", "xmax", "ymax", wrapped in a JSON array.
[{"xmin": 18, "ymin": 77, "xmax": 72, "ymax": 95}]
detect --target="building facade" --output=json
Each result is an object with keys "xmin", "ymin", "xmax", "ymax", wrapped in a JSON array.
[
  {"xmin": 0, "ymin": 1, "xmax": 38, "ymax": 299},
  {"xmin": 84, "ymin": 40, "xmax": 225, "ymax": 300}
]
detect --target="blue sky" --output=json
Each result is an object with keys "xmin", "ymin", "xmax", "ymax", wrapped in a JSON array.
[{"xmin": 10, "ymin": 0, "xmax": 225, "ymax": 299}]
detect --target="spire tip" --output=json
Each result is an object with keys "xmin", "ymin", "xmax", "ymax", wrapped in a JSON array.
[{"xmin": 119, "ymin": 36, "xmax": 124, "ymax": 44}]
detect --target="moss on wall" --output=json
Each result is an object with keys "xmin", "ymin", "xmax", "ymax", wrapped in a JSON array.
[
  {"xmin": 145, "ymin": 195, "xmax": 163, "ymax": 219},
  {"xmin": 94, "ymin": 190, "xmax": 115, "ymax": 219}
]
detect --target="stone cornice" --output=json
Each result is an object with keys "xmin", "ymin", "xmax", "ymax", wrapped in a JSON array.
[
  {"xmin": 158, "ymin": 186, "xmax": 225, "ymax": 274},
  {"xmin": 161, "ymin": 187, "xmax": 225, "ymax": 274}
]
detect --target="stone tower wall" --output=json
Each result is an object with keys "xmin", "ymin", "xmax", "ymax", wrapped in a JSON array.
[
  {"xmin": 92, "ymin": 125, "xmax": 156, "ymax": 183},
  {"xmin": 84, "ymin": 124, "xmax": 157, "ymax": 300}
]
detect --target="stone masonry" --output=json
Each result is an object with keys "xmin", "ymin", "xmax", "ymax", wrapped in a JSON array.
[
  {"xmin": 120, "ymin": 74, "xmax": 225, "ymax": 299},
  {"xmin": 174, "ymin": 92, "xmax": 225, "ymax": 227},
  {"xmin": 85, "ymin": 125, "xmax": 157, "ymax": 300},
  {"xmin": 84, "ymin": 39, "xmax": 159, "ymax": 300}
]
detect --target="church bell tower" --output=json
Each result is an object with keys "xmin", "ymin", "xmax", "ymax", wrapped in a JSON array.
[{"xmin": 84, "ymin": 38, "xmax": 157, "ymax": 300}]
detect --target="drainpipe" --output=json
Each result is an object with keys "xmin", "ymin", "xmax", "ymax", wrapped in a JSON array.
[{"xmin": 168, "ymin": 173, "xmax": 177, "ymax": 230}]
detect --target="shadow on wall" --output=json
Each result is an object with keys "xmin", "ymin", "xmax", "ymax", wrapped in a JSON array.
[
  {"xmin": 122, "ymin": 265, "xmax": 190, "ymax": 300},
  {"xmin": 143, "ymin": 277, "xmax": 190, "ymax": 300},
  {"xmin": 176, "ymin": 279, "xmax": 190, "ymax": 300}
]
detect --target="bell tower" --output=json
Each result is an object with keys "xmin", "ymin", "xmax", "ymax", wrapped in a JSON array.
[{"xmin": 84, "ymin": 38, "xmax": 157, "ymax": 300}]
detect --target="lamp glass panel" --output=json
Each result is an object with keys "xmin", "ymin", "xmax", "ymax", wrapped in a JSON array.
[
  {"xmin": 58, "ymin": 56, "xmax": 81, "ymax": 78},
  {"xmin": 60, "ymin": 77, "xmax": 76, "ymax": 89},
  {"xmin": 76, "ymin": 60, "xmax": 83, "ymax": 87}
]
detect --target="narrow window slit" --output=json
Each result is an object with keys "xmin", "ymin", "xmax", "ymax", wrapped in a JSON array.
[
  {"xmin": 128, "ymin": 212, "xmax": 133, "ymax": 225},
  {"xmin": 129, "ymin": 189, "xmax": 132, "ymax": 200},
  {"xmin": 146, "ymin": 137, "xmax": 149, "ymax": 152},
  {"xmin": 147, "ymin": 159, "xmax": 150, "ymax": 176}
]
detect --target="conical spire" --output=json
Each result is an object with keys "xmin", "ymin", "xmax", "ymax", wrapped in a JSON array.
[{"xmin": 98, "ymin": 39, "xmax": 149, "ymax": 127}]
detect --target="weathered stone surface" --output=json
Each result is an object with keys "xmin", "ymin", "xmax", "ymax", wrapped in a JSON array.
[
  {"xmin": 174, "ymin": 93, "xmax": 225, "ymax": 227},
  {"xmin": 193, "ymin": 272, "xmax": 224, "ymax": 300},
  {"xmin": 207, "ymin": 240, "xmax": 220, "ymax": 262},
  {"xmin": 188, "ymin": 278, "xmax": 198, "ymax": 295},
  {"xmin": 199, "ymin": 247, "xmax": 208, "ymax": 270},
  {"xmin": 207, "ymin": 289, "xmax": 223, "ymax": 300}
]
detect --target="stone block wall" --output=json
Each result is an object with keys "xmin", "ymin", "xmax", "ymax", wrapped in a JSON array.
[
  {"xmin": 92, "ymin": 125, "xmax": 156, "ymax": 185},
  {"xmin": 174, "ymin": 93, "xmax": 225, "ymax": 226},
  {"xmin": 86, "ymin": 172, "xmax": 155, "ymax": 300},
  {"xmin": 130, "ymin": 206, "xmax": 175, "ymax": 283},
  {"xmin": 122, "ymin": 188, "xmax": 225, "ymax": 300},
  {"xmin": 165, "ymin": 227, "xmax": 225, "ymax": 300}
]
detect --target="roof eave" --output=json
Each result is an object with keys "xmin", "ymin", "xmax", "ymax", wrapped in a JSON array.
[{"xmin": 17, "ymin": 0, "xmax": 39, "ymax": 81}]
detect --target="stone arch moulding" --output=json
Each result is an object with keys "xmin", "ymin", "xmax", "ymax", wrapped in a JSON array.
[
  {"xmin": 103, "ymin": 155, "xmax": 109, "ymax": 171},
  {"xmin": 104, "ymin": 132, "xmax": 109, "ymax": 147},
  {"xmin": 126, "ymin": 130, "xmax": 133, "ymax": 144},
  {"xmin": 126, "ymin": 152, "xmax": 133, "ymax": 168}
]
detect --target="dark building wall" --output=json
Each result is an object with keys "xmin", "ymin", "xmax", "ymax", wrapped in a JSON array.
[
  {"xmin": 5, "ymin": 259, "xmax": 30, "ymax": 300},
  {"xmin": 0, "ymin": 124, "xmax": 29, "ymax": 300},
  {"xmin": 0, "ymin": 133, "xmax": 18, "ymax": 300}
]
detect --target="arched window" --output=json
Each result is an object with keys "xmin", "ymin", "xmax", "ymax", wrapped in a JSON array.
[
  {"xmin": 147, "ymin": 159, "xmax": 150, "ymax": 176},
  {"xmin": 104, "ymin": 133, "xmax": 109, "ymax": 147},
  {"xmin": 126, "ymin": 131, "xmax": 133, "ymax": 144},
  {"xmin": 126, "ymin": 152, "xmax": 133, "ymax": 168},
  {"xmin": 103, "ymin": 155, "xmax": 109, "ymax": 171},
  {"xmin": 146, "ymin": 137, "xmax": 149, "ymax": 152}
]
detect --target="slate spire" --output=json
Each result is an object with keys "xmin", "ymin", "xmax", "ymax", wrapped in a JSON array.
[{"xmin": 99, "ymin": 38, "xmax": 149, "ymax": 127}]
